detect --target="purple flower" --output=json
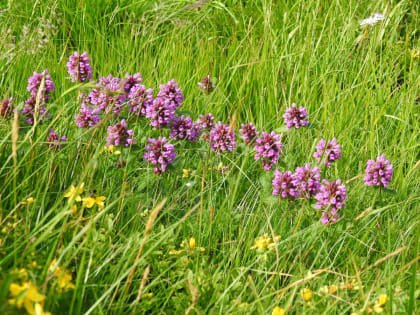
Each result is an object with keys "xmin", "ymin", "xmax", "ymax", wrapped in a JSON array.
[
  {"xmin": 44, "ymin": 128, "xmax": 67, "ymax": 150},
  {"xmin": 197, "ymin": 113, "xmax": 215, "ymax": 131},
  {"xmin": 239, "ymin": 122, "xmax": 259, "ymax": 145},
  {"xmin": 27, "ymin": 69, "xmax": 55, "ymax": 100},
  {"xmin": 272, "ymin": 170, "xmax": 300, "ymax": 198},
  {"xmin": 209, "ymin": 122, "xmax": 236, "ymax": 154},
  {"xmin": 157, "ymin": 79, "xmax": 184, "ymax": 110},
  {"xmin": 67, "ymin": 51, "xmax": 93, "ymax": 82},
  {"xmin": 87, "ymin": 75, "xmax": 125, "ymax": 115},
  {"xmin": 143, "ymin": 137, "xmax": 176, "ymax": 174},
  {"xmin": 0, "ymin": 98, "xmax": 14, "ymax": 119},
  {"xmin": 254, "ymin": 131, "xmax": 283, "ymax": 171},
  {"xmin": 364, "ymin": 154, "xmax": 393, "ymax": 188},
  {"xmin": 314, "ymin": 138, "xmax": 341, "ymax": 168},
  {"xmin": 145, "ymin": 97, "xmax": 176, "ymax": 128},
  {"xmin": 123, "ymin": 73, "xmax": 143, "ymax": 93},
  {"xmin": 75, "ymin": 103, "xmax": 100, "ymax": 128},
  {"xmin": 315, "ymin": 179, "xmax": 347, "ymax": 224},
  {"xmin": 198, "ymin": 75, "xmax": 215, "ymax": 94},
  {"xmin": 126, "ymin": 84, "xmax": 154, "ymax": 116},
  {"xmin": 169, "ymin": 115, "xmax": 202, "ymax": 141},
  {"xmin": 21, "ymin": 96, "xmax": 50, "ymax": 125},
  {"xmin": 292, "ymin": 164, "xmax": 321, "ymax": 198},
  {"xmin": 283, "ymin": 103, "xmax": 309, "ymax": 129},
  {"xmin": 106, "ymin": 119, "xmax": 135, "ymax": 147}
]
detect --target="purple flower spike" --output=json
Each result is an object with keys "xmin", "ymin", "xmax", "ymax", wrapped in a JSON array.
[
  {"xmin": 87, "ymin": 75, "xmax": 125, "ymax": 114},
  {"xmin": 106, "ymin": 119, "xmax": 135, "ymax": 147},
  {"xmin": 283, "ymin": 103, "xmax": 309, "ymax": 129},
  {"xmin": 239, "ymin": 122, "xmax": 259, "ymax": 145},
  {"xmin": 45, "ymin": 128, "xmax": 66, "ymax": 150},
  {"xmin": 143, "ymin": 137, "xmax": 176, "ymax": 174},
  {"xmin": 127, "ymin": 84, "xmax": 154, "ymax": 116},
  {"xmin": 157, "ymin": 79, "xmax": 184, "ymax": 110},
  {"xmin": 75, "ymin": 103, "xmax": 100, "ymax": 128},
  {"xmin": 292, "ymin": 164, "xmax": 321, "ymax": 198},
  {"xmin": 272, "ymin": 170, "xmax": 300, "ymax": 199},
  {"xmin": 21, "ymin": 96, "xmax": 50, "ymax": 125},
  {"xmin": 123, "ymin": 73, "xmax": 143, "ymax": 93},
  {"xmin": 198, "ymin": 75, "xmax": 215, "ymax": 94},
  {"xmin": 0, "ymin": 98, "xmax": 14, "ymax": 119},
  {"xmin": 169, "ymin": 115, "xmax": 202, "ymax": 141},
  {"xmin": 364, "ymin": 154, "xmax": 393, "ymax": 188},
  {"xmin": 27, "ymin": 69, "xmax": 55, "ymax": 100},
  {"xmin": 254, "ymin": 131, "xmax": 283, "ymax": 171},
  {"xmin": 145, "ymin": 97, "xmax": 176, "ymax": 128},
  {"xmin": 209, "ymin": 122, "xmax": 236, "ymax": 154},
  {"xmin": 314, "ymin": 138, "xmax": 341, "ymax": 168},
  {"xmin": 197, "ymin": 113, "xmax": 215, "ymax": 131},
  {"xmin": 315, "ymin": 179, "xmax": 347, "ymax": 224},
  {"xmin": 67, "ymin": 51, "xmax": 93, "ymax": 82}
]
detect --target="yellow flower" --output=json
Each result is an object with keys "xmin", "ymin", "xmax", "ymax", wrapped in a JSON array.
[
  {"xmin": 182, "ymin": 169, "xmax": 190, "ymax": 178},
  {"xmin": 329, "ymin": 285, "xmax": 338, "ymax": 294},
  {"xmin": 377, "ymin": 294, "xmax": 387, "ymax": 306},
  {"xmin": 272, "ymin": 306, "xmax": 285, "ymax": 315},
  {"xmin": 169, "ymin": 249, "xmax": 182, "ymax": 255},
  {"xmin": 373, "ymin": 305, "xmax": 384, "ymax": 313},
  {"xmin": 114, "ymin": 150, "xmax": 121, "ymax": 155},
  {"xmin": 189, "ymin": 237, "xmax": 196, "ymax": 249},
  {"xmin": 410, "ymin": 48, "xmax": 419, "ymax": 59},
  {"xmin": 250, "ymin": 234, "xmax": 281, "ymax": 251},
  {"xmin": 64, "ymin": 183, "xmax": 84, "ymax": 203},
  {"xmin": 144, "ymin": 292, "xmax": 153, "ymax": 298},
  {"xmin": 8, "ymin": 281, "xmax": 45, "ymax": 315},
  {"xmin": 21, "ymin": 197, "xmax": 35, "ymax": 205},
  {"xmin": 71, "ymin": 205, "xmax": 78, "ymax": 216},
  {"xmin": 301, "ymin": 288, "xmax": 313, "ymax": 302},
  {"xmin": 12, "ymin": 268, "xmax": 28, "ymax": 280},
  {"xmin": 320, "ymin": 285, "xmax": 329, "ymax": 295},
  {"xmin": 34, "ymin": 303, "xmax": 51, "ymax": 315},
  {"xmin": 82, "ymin": 196, "xmax": 106, "ymax": 208},
  {"xmin": 48, "ymin": 259, "xmax": 75, "ymax": 292}
]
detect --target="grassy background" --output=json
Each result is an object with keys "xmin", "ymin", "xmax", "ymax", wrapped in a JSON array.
[{"xmin": 0, "ymin": 0, "xmax": 419, "ymax": 314}]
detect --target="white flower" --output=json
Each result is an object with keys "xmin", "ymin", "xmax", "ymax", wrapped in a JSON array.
[{"xmin": 360, "ymin": 12, "xmax": 385, "ymax": 27}]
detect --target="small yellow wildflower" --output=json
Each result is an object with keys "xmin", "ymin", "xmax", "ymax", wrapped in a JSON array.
[
  {"xmin": 320, "ymin": 285, "xmax": 329, "ymax": 295},
  {"xmin": 189, "ymin": 237, "xmax": 196, "ymax": 249},
  {"xmin": 272, "ymin": 306, "xmax": 285, "ymax": 315},
  {"xmin": 169, "ymin": 249, "xmax": 182, "ymax": 255},
  {"xmin": 48, "ymin": 259, "xmax": 75, "ymax": 292},
  {"xmin": 71, "ymin": 205, "xmax": 78, "ymax": 216},
  {"xmin": 377, "ymin": 294, "xmax": 387, "ymax": 306},
  {"xmin": 301, "ymin": 288, "xmax": 313, "ymax": 302},
  {"xmin": 372, "ymin": 294, "xmax": 387, "ymax": 313},
  {"xmin": 250, "ymin": 233, "xmax": 281, "ymax": 251},
  {"xmin": 144, "ymin": 292, "xmax": 153, "ymax": 298},
  {"xmin": 82, "ymin": 196, "xmax": 106, "ymax": 208},
  {"xmin": 410, "ymin": 48, "xmax": 419, "ymax": 59},
  {"xmin": 8, "ymin": 281, "xmax": 48, "ymax": 315},
  {"xmin": 329, "ymin": 285, "xmax": 338, "ymax": 294},
  {"xmin": 21, "ymin": 197, "xmax": 35, "ymax": 205},
  {"xmin": 114, "ymin": 150, "xmax": 121, "ymax": 155},
  {"xmin": 64, "ymin": 183, "xmax": 84, "ymax": 203},
  {"xmin": 182, "ymin": 169, "xmax": 190, "ymax": 178},
  {"xmin": 12, "ymin": 268, "xmax": 28, "ymax": 280}
]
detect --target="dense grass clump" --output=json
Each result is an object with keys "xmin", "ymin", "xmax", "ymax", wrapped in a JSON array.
[{"xmin": 0, "ymin": 1, "xmax": 419, "ymax": 314}]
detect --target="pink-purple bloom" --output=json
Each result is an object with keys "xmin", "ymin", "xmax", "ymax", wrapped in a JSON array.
[
  {"xmin": 67, "ymin": 51, "xmax": 93, "ymax": 82},
  {"xmin": 126, "ymin": 84, "xmax": 154, "ymax": 116},
  {"xmin": 123, "ymin": 73, "xmax": 143, "ymax": 93},
  {"xmin": 21, "ymin": 96, "xmax": 50, "ymax": 125},
  {"xmin": 106, "ymin": 119, "xmax": 135, "ymax": 147},
  {"xmin": 198, "ymin": 75, "xmax": 215, "ymax": 94},
  {"xmin": 314, "ymin": 138, "xmax": 341, "ymax": 168},
  {"xmin": 209, "ymin": 122, "xmax": 236, "ymax": 154},
  {"xmin": 144, "ymin": 137, "xmax": 176, "ymax": 174},
  {"xmin": 157, "ymin": 79, "xmax": 184, "ymax": 110},
  {"xmin": 169, "ymin": 115, "xmax": 201, "ymax": 141},
  {"xmin": 27, "ymin": 69, "xmax": 55, "ymax": 100},
  {"xmin": 87, "ymin": 75, "xmax": 125, "ymax": 115},
  {"xmin": 239, "ymin": 122, "xmax": 259, "ymax": 145},
  {"xmin": 44, "ymin": 128, "xmax": 66, "ymax": 150},
  {"xmin": 315, "ymin": 179, "xmax": 347, "ymax": 224},
  {"xmin": 292, "ymin": 164, "xmax": 321, "ymax": 198},
  {"xmin": 145, "ymin": 97, "xmax": 176, "ymax": 128},
  {"xmin": 254, "ymin": 131, "xmax": 283, "ymax": 171},
  {"xmin": 364, "ymin": 154, "xmax": 393, "ymax": 188},
  {"xmin": 197, "ymin": 113, "xmax": 215, "ymax": 131},
  {"xmin": 75, "ymin": 103, "xmax": 100, "ymax": 128},
  {"xmin": 272, "ymin": 170, "xmax": 300, "ymax": 198},
  {"xmin": 283, "ymin": 103, "xmax": 309, "ymax": 129}
]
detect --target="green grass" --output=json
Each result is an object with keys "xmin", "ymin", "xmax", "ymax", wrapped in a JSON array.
[{"xmin": 0, "ymin": 0, "xmax": 419, "ymax": 314}]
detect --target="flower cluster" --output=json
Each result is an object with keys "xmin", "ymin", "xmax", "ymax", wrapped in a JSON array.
[
  {"xmin": 44, "ymin": 128, "xmax": 67, "ymax": 150},
  {"xmin": 126, "ymin": 84, "xmax": 154, "ymax": 116},
  {"xmin": 209, "ymin": 122, "xmax": 236, "ymax": 153},
  {"xmin": 283, "ymin": 103, "xmax": 309, "ymax": 129},
  {"xmin": 66, "ymin": 51, "xmax": 93, "ymax": 82},
  {"xmin": 254, "ymin": 131, "xmax": 283, "ymax": 171},
  {"xmin": 315, "ymin": 179, "xmax": 347, "ymax": 224},
  {"xmin": 292, "ymin": 164, "xmax": 321, "ymax": 197},
  {"xmin": 198, "ymin": 74, "xmax": 215, "ymax": 94},
  {"xmin": 250, "ymin": 233, "xmax": 281, "ymax": 251},
  {"xmin": 169, "ymin": 115, "xmax": 201, "ymax": 141},
  {"xmin": 144, "ymin": 137, "xmax": 176, "ymax": 174},
  {"xmin": 360, "ymin": 12, "xmax": 385, "ymax": 27},
  {"xmin": 145, "ymin": 97, "xmax": 176, "ymax": 128},
  {"xmin": 9, "ymin": 281, "xmax": 51, "ymax": 315},
  {"xmin": 106, "ymin": 119, "xmax": 135, "ymax": 147},
  {"xmin": 157, "ymin": 79, "xmax": 184, "ymax": 109},
  {"xmin": 364, "ymin": 154, "xmax": 393, "ymax": 188},
  {"xmin": 22, "ymin": 69, "xmax": 55, "ymax": 124},
  {"xmin": 239, "ymin": 122, "xmax": 259, "ymax": 145},
  {"xmin": 272, "ymin": 170, "xmax": 300, "ymax": 198},
  {"xmin": 86, "ymin": 74, "xmax": 125, "ymax": 114},
  {"xmin": 48, "ymin": 259, "xmax": 75, "ymax": 292},
  {"xmin": 314, "ymin": 138, "xmax": 341, "ymax": 168},
  {"xmin": 75, "ymin": 103, "xmax": 100, "ymax": 128}
]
